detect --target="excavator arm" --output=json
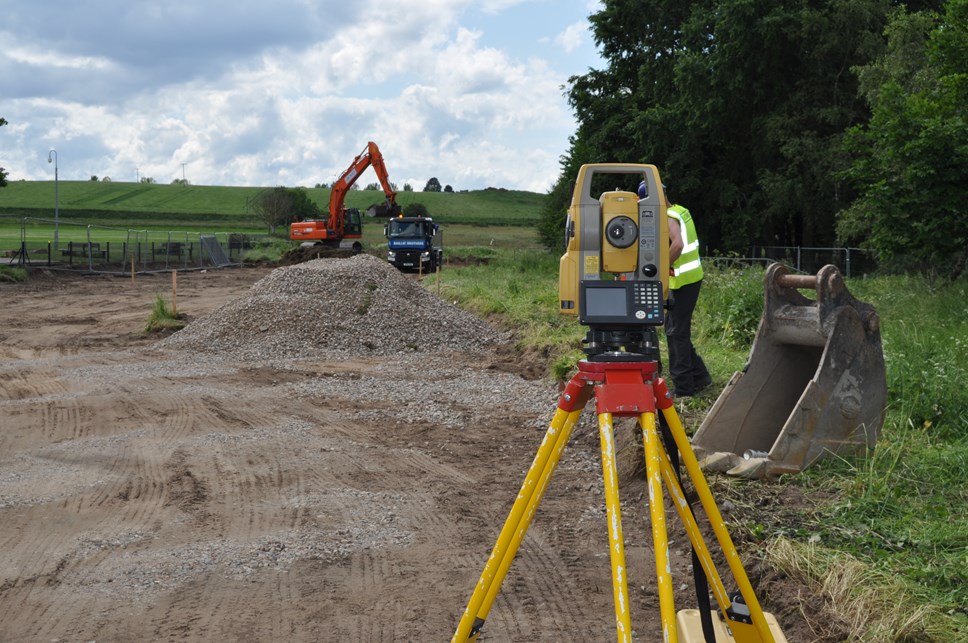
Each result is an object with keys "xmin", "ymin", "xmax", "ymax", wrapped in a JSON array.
[{"xmin": 329, "ymin": 142, "xmax": 400, "ymax": 233}]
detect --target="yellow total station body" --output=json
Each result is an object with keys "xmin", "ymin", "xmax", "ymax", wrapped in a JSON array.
[{"xmin": 559, "ymin": 163, "xmax": 669, "ymax": 318}]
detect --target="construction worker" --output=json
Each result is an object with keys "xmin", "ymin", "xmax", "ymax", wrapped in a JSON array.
[{"xmin": 639, "ymin": 181, "xmax": 712, "ymax": 397}]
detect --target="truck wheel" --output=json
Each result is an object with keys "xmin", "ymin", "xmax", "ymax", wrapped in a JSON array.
[{"xmin": 351, "ymin": 242, "xmax": 363, "ymax": 254}]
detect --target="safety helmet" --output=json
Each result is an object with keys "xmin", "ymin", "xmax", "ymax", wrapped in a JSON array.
[{"xmin": 637, "ymin": 180, "xmax": 647, "ymax": 198}]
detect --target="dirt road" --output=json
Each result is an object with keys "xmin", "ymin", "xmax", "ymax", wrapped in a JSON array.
[{"xmin": 0, "ymin": 265, "xmax": 809, "ymax": 642}]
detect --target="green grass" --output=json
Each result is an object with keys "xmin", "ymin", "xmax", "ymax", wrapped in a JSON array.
[
  {"xmin": 0, "ymin": 181, "xmax": 545, "ymax": 227},
  {"xmin": 433, "ymin": 248, "xmax": 968, "ymax": 641},
  {"xmin": 0, "ymin": 266, "xmax": 27, "ymax": 282}
]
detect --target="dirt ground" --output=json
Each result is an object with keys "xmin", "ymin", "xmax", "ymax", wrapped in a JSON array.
[{"xmin": 0, "ymin": 265, "xmax": 822, "ymax": 642}]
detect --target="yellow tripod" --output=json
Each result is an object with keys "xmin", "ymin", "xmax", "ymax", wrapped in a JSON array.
[{"xmin": 452, "ymin": 357, "xmax": 787, "ymax": 643}]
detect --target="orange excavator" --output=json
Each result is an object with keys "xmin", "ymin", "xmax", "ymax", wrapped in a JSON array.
[{"xmin": 290, "ymin": 141, "xmax": 401, "ymax": 251}]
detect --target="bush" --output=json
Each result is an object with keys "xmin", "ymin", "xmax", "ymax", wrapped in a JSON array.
[{"xmin": 242, "ymin": 238, "xmax": 291, "ymax": 263}]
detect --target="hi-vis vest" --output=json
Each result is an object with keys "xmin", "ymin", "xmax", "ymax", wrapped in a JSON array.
[{"xmin": 668, "ymin": 204, "xmax": 703, "ymax": 289}]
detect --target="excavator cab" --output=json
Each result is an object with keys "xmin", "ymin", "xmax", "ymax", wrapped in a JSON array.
[
  {"xmin": 344, "ymin": 209, "xmax": 362, "ymax": 236},
  {"xmin": 691, "ymin": 263, "xmax": 887, "ymax": 478}
]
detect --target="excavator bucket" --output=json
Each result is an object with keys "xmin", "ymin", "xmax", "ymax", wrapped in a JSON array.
[
  {"xmin": 366, "ymin": 202, "xmax": 402, "ymax": 218},
  {"xmin": 691, "ymin": 264, "xmax": 887, "ymax": 478}
]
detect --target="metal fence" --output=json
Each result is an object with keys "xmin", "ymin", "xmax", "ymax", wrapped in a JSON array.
[
  {"xmin": 708, "ymin": 245, "xmax": 878, "ymax": 278},
  {"xmin": 0, "ymin": 217, "xmax": 264, "ymax": 274}
]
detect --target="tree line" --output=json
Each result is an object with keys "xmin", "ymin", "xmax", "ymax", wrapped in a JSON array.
[{"xmin": 540, "ymin": 0, "xmax": 967, "ymax": 278}]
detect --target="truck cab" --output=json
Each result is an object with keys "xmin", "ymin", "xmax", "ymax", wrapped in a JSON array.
[{"xmin": 385, "ymin": 216, "xmax": 443, "ymax": 272}]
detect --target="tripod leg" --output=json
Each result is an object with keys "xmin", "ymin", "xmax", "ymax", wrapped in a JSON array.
[
  {"xmin": 597, "ymin": 411, "xmax": 634, "ymax": 642},
  {"xmin": 658, "ymin": 402, "xmax": 778, "ymax": 643},
  {"xmin": 452, "ymin": 405, "xmax": 584, "ymax": 643},
  {"xmin": 655, "ymin": 437, "xmax": 731, "ymax": 610},
  {"xmin": 640, "ymin": 411, "xmax": 679, "ymax": 643}
]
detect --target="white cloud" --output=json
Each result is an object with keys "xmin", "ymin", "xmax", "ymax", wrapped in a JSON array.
[
  {"xmin": 0, "ymin": 1, "xmax": 603, "ymax": 192},
  {"xmin": 556, "ymin": 22, "xmax": 588, "ymax": 53}
]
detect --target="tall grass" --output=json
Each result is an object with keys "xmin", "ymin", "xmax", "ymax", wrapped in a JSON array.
[
  {"xmin": 433, "ymin": 248, "xmax": 968, "ymax": 640},
  {"xmin": 144, "ymin": 295, "xmax": 185, "ymax": 333}
]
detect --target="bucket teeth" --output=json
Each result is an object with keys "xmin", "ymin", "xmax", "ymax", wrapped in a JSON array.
[{"xmin": 699, "ymin": 451, "xmax": 740, "ymax": 473}]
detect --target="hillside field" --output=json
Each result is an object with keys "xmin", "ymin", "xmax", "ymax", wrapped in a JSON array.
[{"xmin": 0, "ymin": 181, "xmax": 546, "ymax": 229}]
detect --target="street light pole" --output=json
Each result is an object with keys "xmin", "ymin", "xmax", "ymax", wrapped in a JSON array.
[{"xmin": 47, "ymin": 150, "xmax": 59, "ymax": 250}]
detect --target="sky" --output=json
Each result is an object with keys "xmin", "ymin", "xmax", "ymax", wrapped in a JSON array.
[{"xmin": 1, "ymin": 0, "xmax": 605, "ymax": 194}]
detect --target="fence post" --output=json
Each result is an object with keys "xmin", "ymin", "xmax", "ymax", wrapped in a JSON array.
[
  {"xmin": 846, "ymin": 248, "xmax": 852, "ymax": 278},
  {"xmin": 87, "ymin": 225, "xmax": 94, "ymax": 272}
]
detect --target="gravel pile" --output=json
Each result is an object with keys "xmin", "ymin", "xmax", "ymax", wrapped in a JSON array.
[{"xmin": 158, "ymin": 254, "xmax": 505, "ymax": 359}]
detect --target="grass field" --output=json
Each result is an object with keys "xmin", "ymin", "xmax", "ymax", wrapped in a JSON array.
[
  {"xmin": 0, "ymin": 181, "xmax": 546, "ymax": 259},
  {"xmin": 0, "ymin": 181, "xmax": 545, "ymax": 228}
]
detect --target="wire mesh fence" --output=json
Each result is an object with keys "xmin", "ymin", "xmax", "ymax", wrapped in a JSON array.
[
  {"xmin": 708, "ymin": 245, "xmax": 878, "ymax": 277},
  {"xmin": 1, "ymin": 214, "xmax": 880, "ymax": 279},
  {"xmin": 0, "ymin": 217, "xmax": 264, "ymax": 274}
]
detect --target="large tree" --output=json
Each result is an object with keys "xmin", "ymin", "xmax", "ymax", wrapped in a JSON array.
[
  {"xmin": 839, "ymin": 0, "xmax": 968, "ymax": 278},
  {"xmin": 254, "ymin": 187, "xmax": 319, "ymax": 234},
  {"xmin": 542, "ymin": 0, "xmax": 902, "ymax": 253}
]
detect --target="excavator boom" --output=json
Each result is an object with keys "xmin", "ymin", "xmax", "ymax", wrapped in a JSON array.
[{"xmin": 329, "ymin": 141, "xmax": 399, "ymax": 228}]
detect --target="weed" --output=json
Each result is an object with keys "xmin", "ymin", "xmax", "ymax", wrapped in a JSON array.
[
  {"xmin": 355, "ymin": 281, "xmax": 379, "ymax": 316},
  {"xmin": 767, "ymin": 538, "xmax": 961, "ymax": 642},
  {"xmin": 144, "ymin": 294, "xmax": 185, "ymax": 333}
]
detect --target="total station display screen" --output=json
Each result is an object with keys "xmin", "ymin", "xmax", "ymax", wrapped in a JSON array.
[{"xmin": 583, "ymin": 285, "xmax": 628, "ymax": 317}]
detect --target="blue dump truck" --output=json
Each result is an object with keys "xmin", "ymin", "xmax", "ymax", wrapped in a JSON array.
[{"xmin": 384, "ymin": 216, "xmax": 443, "ymax": 273}]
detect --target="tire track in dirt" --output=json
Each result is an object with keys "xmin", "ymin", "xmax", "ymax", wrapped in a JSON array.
[
  {"xmin": 137, "ymin": 564, "xmax": 323, "ymax": 642},
  {"xmin": 343, "ymin": 552, "xmax": 406, "ymax": 642},
  {"xmin": 0, "ymin": 365, "xmax": 79, "ymax": 449},
  {"xmin": 451, "ymin": 524, "xmax": 609, "ymax": 642},
  {"xmin": 0, "ymin": 365, "xmax": 66, "ymax": 400},
  {"xmin": 0, "ymin": 364, "xmax": 287, "ymax": 639}
]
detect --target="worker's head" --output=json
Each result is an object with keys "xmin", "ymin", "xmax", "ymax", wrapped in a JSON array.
[{"xmin": 639, "ymin": 180, "xmax": 670, "ymax": 202}]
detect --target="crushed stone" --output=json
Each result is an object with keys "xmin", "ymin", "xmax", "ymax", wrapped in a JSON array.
[{"xmin": 157, "ymin": 254, "xmax": 506, "ymax": 359}]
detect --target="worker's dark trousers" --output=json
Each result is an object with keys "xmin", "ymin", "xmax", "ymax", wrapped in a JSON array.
[{"xmin": 666, "ymin": 279, "xmax": 710, "ymax": 396}]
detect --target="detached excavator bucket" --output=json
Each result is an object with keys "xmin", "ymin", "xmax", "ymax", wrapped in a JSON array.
[{"xmin": 691, "ymin": 264, "xmax": 887, "ymax": 478}]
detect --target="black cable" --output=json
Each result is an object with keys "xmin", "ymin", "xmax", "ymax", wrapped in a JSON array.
[{"xmin": 658, "ymin": 412, "xmax": 716, "ymax": 643}]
